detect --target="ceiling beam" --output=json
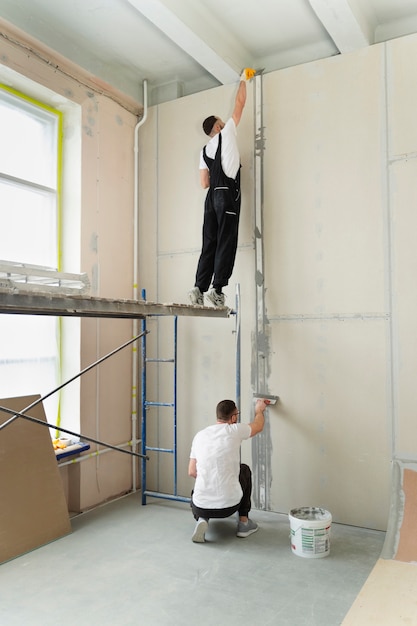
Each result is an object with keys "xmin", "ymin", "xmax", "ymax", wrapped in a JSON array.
[
  {"xmin": 308, "ymin": 0, "xmax": 370, "ymax": 54},
  {"xmin": 126, "ymin": 0, "xmax": 240, "ymax": 84}
]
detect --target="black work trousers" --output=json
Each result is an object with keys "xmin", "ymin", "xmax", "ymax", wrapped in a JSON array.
[
  {"xmin": 195, "ymin": 184, "xmax": 241, "ymax": 292},
  {"xmin": 191, "ymin": 463, "xmax": 252, "ymax": 521}
]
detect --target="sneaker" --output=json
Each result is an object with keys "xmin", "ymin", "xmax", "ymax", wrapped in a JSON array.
[
  {"xmin": 206, "ymin": 288, "xmax": 225, "ymax": 307},
  {"xmin": 188, "ymin": 287, "xmax": 204, "ymax": 306},
  {"xmin": 237, "ymin": 518, "xmax": 258, "ymax": 538},
  {"xmin": 192, "ymin": 518, "xmax": 208, "ymax": 543}
]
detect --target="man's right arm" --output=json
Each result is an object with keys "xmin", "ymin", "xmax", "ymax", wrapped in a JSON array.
[
  {"xmin": 232, "ymin": 68, "xmax": 255, "ymax": 127},
  {"xmin": 249, "ymin": 399, "xmax": 268, "ymax": 437},
  {"xmin": 232, "ymin": 79, "xmax": 247, "ymax": 127}
]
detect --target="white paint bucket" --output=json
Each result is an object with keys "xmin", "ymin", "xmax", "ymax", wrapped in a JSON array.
[{"xmin": 289, "ymin": 507, "xmax": 332, "ymax": 558}]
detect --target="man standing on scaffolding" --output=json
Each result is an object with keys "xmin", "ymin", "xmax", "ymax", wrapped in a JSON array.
[{"xmin": 188, "ymin": 68, "xmax": 256, "ymax": 308}]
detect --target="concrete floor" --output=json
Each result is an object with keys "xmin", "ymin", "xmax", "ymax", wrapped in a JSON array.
[{"xmin": 0, "ymin": 493, "xmax": 385, "ymax": 626}]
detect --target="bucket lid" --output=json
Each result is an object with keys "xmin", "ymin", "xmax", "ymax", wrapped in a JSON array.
[{"xmin": 289, "ymin": 506, "xmax": 331, "ymax": 521}]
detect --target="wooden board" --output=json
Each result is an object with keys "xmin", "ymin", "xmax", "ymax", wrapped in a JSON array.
[
  {"xmin": 0, "ymin": 395, "xmax": 71, "ymax": 563},
  {"xmin": 395, "ymin": 468, "xmax": 417, "ymax": 563},
  {"xmin": 341, "ymin": 559, "xmax": 417, "ymax": 625}
]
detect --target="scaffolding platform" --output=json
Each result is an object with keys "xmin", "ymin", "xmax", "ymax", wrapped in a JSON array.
[
  {"xmin": 0, "ymin": 260, "xmax": 233, "ymax": 318},
  {"xmin": 0, "ymin": 290, "xmax": 231, "ymax": 319}
]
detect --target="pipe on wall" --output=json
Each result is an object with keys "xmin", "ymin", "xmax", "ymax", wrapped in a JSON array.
[{"xmin": 132, "ymin": 80, "xmax": 148, "ymax": 491}]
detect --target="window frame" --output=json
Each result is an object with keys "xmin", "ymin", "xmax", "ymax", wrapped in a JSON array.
[{"xmin": 0, "ymin": 84, "xmax": 63, "ymax": 428}]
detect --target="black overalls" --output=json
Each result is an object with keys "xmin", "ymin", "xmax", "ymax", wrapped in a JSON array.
[{"xmin": 195, "ymin": 132, "xmax": 241, "ymax": 293}]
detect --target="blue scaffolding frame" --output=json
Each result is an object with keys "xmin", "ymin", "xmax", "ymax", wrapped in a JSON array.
[{"xmin": 140, "ymin": 286, "xmax": 240, "ymax": 505}]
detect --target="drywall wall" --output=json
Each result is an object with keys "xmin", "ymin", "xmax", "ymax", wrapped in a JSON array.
[
  {"xmin": 260, "ymin": 47, "xmax": 391, "ymax": 528},
  {"xmin": 139, "ymin": 34, "xmax": 417, "ymax": 530},
  {"xmin": 77, "ymin": 93, "xmax": 137, "ymax": 511}
]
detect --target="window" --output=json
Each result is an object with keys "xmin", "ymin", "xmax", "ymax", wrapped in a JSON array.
[{"xmin": 0, "ymin": 86, "xmax": 62, "ymax": 424}]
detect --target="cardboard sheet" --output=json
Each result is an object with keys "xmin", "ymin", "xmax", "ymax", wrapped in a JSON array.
[
  {"xmin": 0, "ymin": 395, "xmax": 71, "ymax": 564},
  {"xmin": 395, "ymin": 468, "xmax": 417, "ymax": 562}
]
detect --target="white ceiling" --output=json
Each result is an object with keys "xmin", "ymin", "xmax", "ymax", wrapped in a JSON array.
[{"xmin": 1, "ymin": 0, "xmax": 417, "ymax": 106}]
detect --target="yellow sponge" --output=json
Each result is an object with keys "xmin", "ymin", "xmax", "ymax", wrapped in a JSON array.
[{"xmin": 243, "ymin": 68, "xmax": 256, "ymax": 80}]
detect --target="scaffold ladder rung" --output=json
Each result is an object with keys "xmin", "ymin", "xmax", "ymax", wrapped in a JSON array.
[
  {"xmin": 145, "ymin": 401, "xmax": 174, "ymax": 408},
  {"xmin": 146, "ymin": 358, "xmax": 175, "ymax": 363}
]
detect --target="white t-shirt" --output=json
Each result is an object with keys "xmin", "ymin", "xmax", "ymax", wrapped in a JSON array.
[
  {"xmin": 190, "ymin": 422, "xmax": 251, "ymax": 508},
  {"xmin": 199, "ymin": 118, "xmax": 240, "ymax": 180}
]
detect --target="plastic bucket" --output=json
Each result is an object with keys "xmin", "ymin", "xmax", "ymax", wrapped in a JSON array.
[{"xmin": 289, "ymin": 507, "xmax": 332, "ymax": 558}]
